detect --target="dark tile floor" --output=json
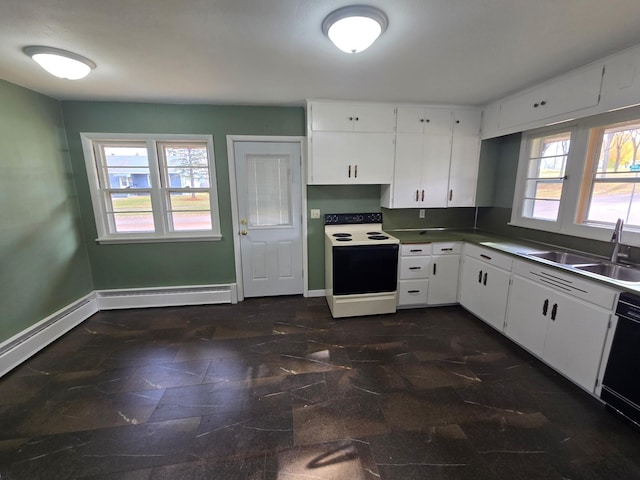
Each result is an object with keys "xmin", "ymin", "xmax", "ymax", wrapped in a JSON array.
[{"xmin": 1, "ymin": 297, "xmax": 639, "ymax": 479}]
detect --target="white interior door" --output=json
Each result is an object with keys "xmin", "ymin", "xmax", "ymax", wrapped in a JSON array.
[{"xmin": 234, "ymin": 141, "xmax": 303, "ymax": 297}]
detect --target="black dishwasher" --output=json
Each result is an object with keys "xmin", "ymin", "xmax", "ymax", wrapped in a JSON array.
[{"xmin": 601, "ymin": 292, "xmax": 640, "ymax": 428}]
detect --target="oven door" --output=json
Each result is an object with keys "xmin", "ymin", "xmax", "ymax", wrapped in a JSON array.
[{"xmin": 332, "ymin": 244, "xmax": 399, "ymax": 296}]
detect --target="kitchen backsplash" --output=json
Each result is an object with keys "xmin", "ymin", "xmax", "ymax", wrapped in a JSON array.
[{"xmin": 382, "ymin": 207, "xmax": 476, "ymax": 231}]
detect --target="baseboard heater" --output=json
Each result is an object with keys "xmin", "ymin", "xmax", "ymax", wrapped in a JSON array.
[
  {"xmin": 0, "ymin": 293, "xmax": 98, "ymax": 377},
  {"xmin": 0, "ymin": 284, "xmax": 236, "ymax": 378},
  {"xmin": 96, "ymin": 284, "xmax": 236, "ymax": 310}
]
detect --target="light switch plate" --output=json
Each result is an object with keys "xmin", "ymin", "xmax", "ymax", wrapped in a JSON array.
[
  {"xmin": 310, "ymin": 209, "xmax": 321, "ymax": 219},
  {"xmin": 419, "ymin": 209, "xmax": 425, "ymax": 219}
]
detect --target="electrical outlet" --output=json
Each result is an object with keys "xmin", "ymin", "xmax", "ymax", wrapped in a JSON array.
[
  {"xmin": 419, "ymin": 209, "xmax": 425, "ymax": 219},
  {"xmin": 310, "ymin": 209, "xmax": 321, "ymax": 219}
]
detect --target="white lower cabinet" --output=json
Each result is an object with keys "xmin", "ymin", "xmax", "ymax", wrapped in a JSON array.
[
  {"xmin": 397, "ymin": 244, "xmax": 431, "ymax": 307},
  {"xmin": 504, "ymin": 260, "xmax": 617, "ymax": 392},
  {"xmin": 458, "ymin": 245, "xmax": 512, "ymax": 330},
  {"xmin": 397, "ymin": 242, "xmax": 461, "ymax": 307},
  {"xmin": 427, "ymin": 243, "xmax": 461, "ymax": 305}
]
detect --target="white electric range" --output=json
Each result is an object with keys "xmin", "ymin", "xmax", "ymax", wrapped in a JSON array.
[{"xmin": 324, "ymin": 213, "xmax": 400, "ymax": 318}]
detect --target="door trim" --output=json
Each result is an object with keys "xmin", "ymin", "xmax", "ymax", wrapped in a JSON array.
[{"xmin": 226, "ymin": 135, "xmax": 307, "ymax": 301}]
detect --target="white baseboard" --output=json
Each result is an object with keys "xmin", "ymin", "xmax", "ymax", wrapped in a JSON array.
[
  {"xmin": 96, "ymin": 284, "xmax": 236, "ymax": 310},
  {"xmin": 0, "ymin": 283, "xmax": 237, "ymax": 378},
  {"xmin": 307, "ymin": 289, "xmax": 326, "ymax": 298},
  {"xmin": 0, "ymin": 293, "xmax": 98, "ymax": 378}
]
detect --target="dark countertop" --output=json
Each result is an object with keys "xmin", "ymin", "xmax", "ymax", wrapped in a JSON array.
[{"xmin": 386, "ymin": 228, "xmax": 640, "ymax": 294}]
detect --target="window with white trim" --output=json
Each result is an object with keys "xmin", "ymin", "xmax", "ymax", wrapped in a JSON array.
[
  {"xmin": 81, "ymin": 133, "xmax": 221, "ymax": 243},
  {"xmin": 511, "ymin": 107, "xmax": 640, "ymax": 246}
]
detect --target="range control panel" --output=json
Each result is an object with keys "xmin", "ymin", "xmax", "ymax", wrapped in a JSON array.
[{"xmin": 324, "ymin": 212, "xmax": 383, "ymax": 225}]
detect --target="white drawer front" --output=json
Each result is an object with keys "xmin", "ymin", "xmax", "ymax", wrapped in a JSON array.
[
  {"xmin": 464, "ymin": 243, "xmax": 513, "ymax": 271},
  {"xmin": 401, "ymin": 243, "xmax": 432, "ymax": 256},
  {"xmin": 432, "ymin": 242, "xmax": 462, "ymax": 255},
  {"xmin": 398, "ymin": 279, "xmax": 429, "ymax": 305},
  {"xmin": 399, "ymin": 256, "xmax": 431, "ymax": 279}
]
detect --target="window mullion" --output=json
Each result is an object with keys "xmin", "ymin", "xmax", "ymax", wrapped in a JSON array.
[{"xmin": 147, "ymin": 140, "xmax": 167, "ymax": 236}]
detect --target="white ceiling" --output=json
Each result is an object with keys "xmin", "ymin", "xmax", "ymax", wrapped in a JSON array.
[{"xmin": 2, "ymin": 0, "xmax": 640, "ymax": 107}]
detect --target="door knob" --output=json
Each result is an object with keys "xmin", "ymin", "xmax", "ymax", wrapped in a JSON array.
[
  {"xmin": 241, "ymin": 219, "xmax": 247, "ymax": 225},
  {"xmin": 241, "ymin": 229, "xmax": 248, "ymax": 235}
]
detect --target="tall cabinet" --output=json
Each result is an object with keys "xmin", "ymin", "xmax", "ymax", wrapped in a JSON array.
[{"xmin": 381, "ymin": 106, "xmax": 481, "ymax": 208}]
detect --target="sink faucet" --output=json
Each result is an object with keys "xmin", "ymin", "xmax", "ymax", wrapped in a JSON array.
[{"xmin": 610, "ymin": 218, "xmax": 630, "ymax": 263}]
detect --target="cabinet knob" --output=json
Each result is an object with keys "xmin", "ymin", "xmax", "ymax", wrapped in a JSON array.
[
  {"xmin": 456, "ymin": 120, "xmax": 460, "ymax": 124},
  {"xmin": 349, "ymin": 116, "xmax": 353, "ymax": 121},
  {"xmin": 540, "ymin": 100, "xmax": 547, "ymax": 106},
  {"xmin": 533, "ymin": 103, "xmax": 539, "ymax": 108},
  {"xmin": 355, "ymin": 117, "xmax": 359, "ymax": 121},
  {"xmin": 420, "ymin": 118, "xmax": 424, "ymax": 123}
]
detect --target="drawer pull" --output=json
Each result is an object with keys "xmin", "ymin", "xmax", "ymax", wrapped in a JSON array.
[
  {"xmin": 407, "ymin": 290, "xmax": 421, "ymax": 294},
  {"xmin": 410, "ymin": 249, "xmax": 423, "ymax": 253},
  {"xmin": 440, "ymin": 248, "xmax": 453, "ymax": 252},
  {"xmin": 409, "ymin": 266, "xmax": 421, "ymax": 270},
  {"xmin": 480, "ymin": 254, "xmax": 492, "ymax": 260}
]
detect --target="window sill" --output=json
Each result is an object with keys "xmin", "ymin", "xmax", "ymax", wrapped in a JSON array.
[{"xmin": 95, "ymin": 235, "xmax": 222, "ymax": 245}]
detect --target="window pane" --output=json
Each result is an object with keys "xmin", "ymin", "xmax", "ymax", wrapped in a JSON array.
[
  {"xmin": 168, "ymin": 191, "xmax": 211, "ymax": 211},
  {"xmin": 522, "ymin": 198, "xmax": 560, "ymax": 221},
  {"xmin": 582, "ymin": 120, "xmax": 640, "ymax": 228},
  {"xmin": 166, "ymin": 168, "xmax": 210, "ymax": 187},
  {"xmin": 246, "ymin": 155, "xmax": 291, "ymax": 227},
  {"xmin": 521, "ymin": 131, "xmax": 571, "ymax": 222},
  {"xmin": 102, "ymin": 146, "xmax": 151, "ymax": 189},
  {"xmin": 107, "ymin": 193, "xmax": 155, "ymax": 233},
  {"xmin": 162, "ymin": 145, "xmax": 210, "ymax": 188},
  {"xmin": 171, "ymin": 212, "xmax": 212, "ymax": 231},
  {"xmin": 586, "ymin": 182, "xmax": 640, "ymax": 227}
]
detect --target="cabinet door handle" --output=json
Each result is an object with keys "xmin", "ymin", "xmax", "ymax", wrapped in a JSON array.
[
  {"xmin": 483, "ymin": 272, "xmax": 488, "ymax": 286},
  {"xmin": 433, "ymin": 263, "xmax": 437, "ymax": 275},
  {"xmin": 416, "ymin": 189, "xmax": 419, "ymax": 201},
  {"xmin": 542, "ymin": 299, "xmax": 549, "ymax": 316},
  {"xmin": 551, "ymin": 303, "xmax": 558, "ymax": 321},
  {"xmin": 478, "ymin": 270, "xmax": 483, "ymax": 283},
  {"xmin": 348, "ymin": 165, "xmax": 351, "ymax": 178},
  {"xmin": 421, "ymin": 189, "xmax": 425, "ymax": 202},
  {"xmin": 449, "ymin": 189, "xmax": 453, "ymax": 201},
  {"xmin": 480, "ymin": 254, "xmax": 492, "ymax": 260},
  {"xmin": 409, "ymin": 266, "xmax": 421, "ymax": 270},
  {"xmin": 354, "ymin": 165, "xmax": 358, "ymax": 177}
]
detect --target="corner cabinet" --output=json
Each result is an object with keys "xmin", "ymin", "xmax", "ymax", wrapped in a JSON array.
[
  {"xmin": 458, "ymin": 244, "xmax": 512, "ymax": 331},
  {"xmin": 307, "ymin": 101, "xmax": 396, "ymax": 185},
  {"xmin": 381, "ymin": 107, "xmax": 481, "ymax": 208},
  {"xmin": 504, "ymin": 260, "xmax": 616, "ymax": 392}
]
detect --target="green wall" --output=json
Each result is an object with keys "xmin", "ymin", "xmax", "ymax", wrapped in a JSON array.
[
  {"xmin": 61, "ymin": 101, "xmax": 304, "ymax": 289},
  {"xmin": 0, "ymin": 80, "xmax": 93, "ymax": 343}
]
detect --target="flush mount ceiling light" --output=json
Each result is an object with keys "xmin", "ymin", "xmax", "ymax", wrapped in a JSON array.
[
  {"xmin": 322, "ymin": 5, "xmax": 388, "ymax": 54},
  {"xmin": 23, "ymin": 46, "xmax": 96, "ymax": 80}
]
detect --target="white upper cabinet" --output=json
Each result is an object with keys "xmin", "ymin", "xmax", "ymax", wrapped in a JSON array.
[
  {"xmin": 448, "ymin": 110, "xmax": 481, "ymax": 207},
  {"xmin": 498, "ymin": 64, "xmax": 604, "ymax": 130},
  {"xmin": 600, "ymin": 44, "xmax": 640, "ymax": 113},
  {"xmin": 310, "ymin": 101, "xmax": 397, "ymax": 133},
  {"xmin": 382, "ymin": 106, "xmax": 481, "ymax": 208},
  {"xmin": 396, "ymin": 106, "xmax": 452, "ymax": 135},
  {"xmin": 307, "ymin": 101, "xmax": 396, "ymax": 185}
]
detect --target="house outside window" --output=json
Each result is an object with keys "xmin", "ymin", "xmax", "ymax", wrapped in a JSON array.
[{"xmin": 80, "ymin": 133, "xmax": 221, "ymax": 243}]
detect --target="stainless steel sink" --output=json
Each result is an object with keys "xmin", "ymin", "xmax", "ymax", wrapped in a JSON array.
[
  {"xmin": 575, "ymin": 263, "xmax": 640, "ymax": 282},
  {"xmin": 526, "ymin": 251, "xmax": 599, "ymax": 265}
]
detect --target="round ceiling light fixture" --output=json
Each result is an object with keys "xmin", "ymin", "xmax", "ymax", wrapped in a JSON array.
[
  {"xmin": 322, "ymin": 5, "xmax": 388, "ymax": 54},
  {"xmin": 23, "ymin": 46, "xmax": 96, "ymax": 80}
]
